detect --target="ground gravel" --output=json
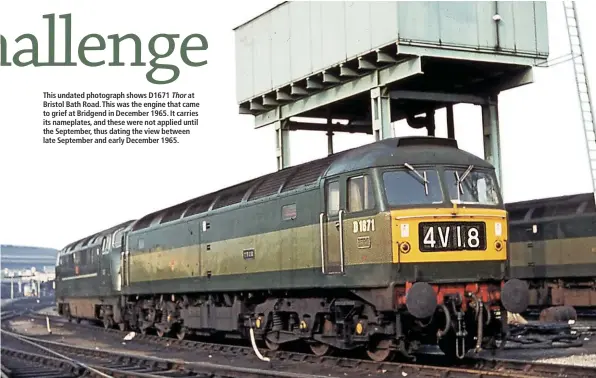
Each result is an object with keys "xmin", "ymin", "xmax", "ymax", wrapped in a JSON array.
[{"xmin": 536, "ymin": 354, "xmax": 596, "ymax": 367}]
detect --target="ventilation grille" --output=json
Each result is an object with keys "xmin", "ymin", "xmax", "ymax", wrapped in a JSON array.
[
  {"xmin": 250, "ymin": 169, "xmax": 295, "ymax": 200},
  {"xmin": 282, "ymin": 156, "xmax": 335, "ymax": 192},
  {"xmin": 160, "ymin": 203, "xmax": 191, "ymax": 224},
  {"xmin": 132, "ymin": 214, "xmax": 157, "ymax": 231},
  {"xmin": 184, "ymin": 196, "xmax": 215, "ymax": 218},
  {"xmin": 213, "ymin": 181, "xmax": 256, "ymax": 209}
]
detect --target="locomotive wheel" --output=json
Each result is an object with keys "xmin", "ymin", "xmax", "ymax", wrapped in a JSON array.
[
  {"xmin": 309, "ymin": 342, "xmax": 332, "ymax": 356},
  {"xmin": 156, "ymin": 329, "xmax": 166, "ymax": 337},
  {"xmin": 265, "ymin": 339, "xmax": 280, "ymax": 351},
  {"xmin": 176, "ymin": 330, "xmax": 186, "ymax": 340},
  {"xmin": 310, "ymin": 319, "xmax": 334, "ymax": 356},
  {"xmin": 366, "ymin": 339, "xmax": 395, "ymax": 362},
  {"xmin": 118, "ymin": 323, "xmax": 127, "ymax": 331}
]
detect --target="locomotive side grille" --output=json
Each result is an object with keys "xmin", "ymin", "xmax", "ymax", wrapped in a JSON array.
[
  {"xmin": 160, "ymin": 202, "xmax": 191, "ymax": 224},
  {"xmin": 185, "ymin": 196, "xmax": 216, "ymax": 217},
  {"xmin": 213, "ymin": 179, "xmax": 259, "ymax": 209},
  {"xmin": 250, "ymin": 169, "xmax": 295, "ymax": 200},
  {"xmin": 282, "ymin": 155, "xmax": 335, "ymax": 192}
]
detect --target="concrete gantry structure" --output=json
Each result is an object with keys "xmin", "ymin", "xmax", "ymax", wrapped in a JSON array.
[{"xmin": 233, "ymin": 1, "xmax": 549, "ymax": 187}]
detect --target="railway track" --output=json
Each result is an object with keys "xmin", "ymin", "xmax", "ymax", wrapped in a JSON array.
[
  {"xmin": 0, "ymin": 328, "xmax": 334, "ymax": 378},
  {"xmin": 3, "ymin": 310, "xmax": 595, "ymax": 378}
]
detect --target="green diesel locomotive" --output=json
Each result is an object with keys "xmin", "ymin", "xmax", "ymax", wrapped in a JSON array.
[
  {"xmin": 507, "ymin": 192, "xmax": 596, "ymax": 312},
  {"xmin": 55, "ymin": 137, "xmax": 529, "ymax": 361}
]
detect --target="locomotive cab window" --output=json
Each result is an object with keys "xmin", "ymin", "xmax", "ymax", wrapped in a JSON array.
[
  {"xmin": 101, "ymin": 235, "xmax": 111, "ymax": 254},
  {"xmin": 383, "ymin": 168, "xmax": 442, "ymax": 206},
  {"xmin": 113, "ymin": 229, "xmax": 123, "ymax": 248},
  {"xmin": 348, "ymin": 175, "xmax": 375, "ymax": 212},
  {"xmin": 326, "ymin": 180, "xmax": 340, "ymax": 216},
  {"xmin": 443, "ymin": 167, "xmax": 500, "ymax": 205}
]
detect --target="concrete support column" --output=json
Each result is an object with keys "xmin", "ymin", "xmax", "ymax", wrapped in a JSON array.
[
  {"xmin": 482, "ymin": 96, "xmax": 503, "ymax": 187},
  {"xmin": 10, "ymin": 277, "xmax": 14, "ymax": 299},
  {"xmin": 275, "ymin": 120, "xmax": 290, "ymax": 170},
  {"xmin": 370, "ymin": 87, "xmax": 393, "ymax": 140}
]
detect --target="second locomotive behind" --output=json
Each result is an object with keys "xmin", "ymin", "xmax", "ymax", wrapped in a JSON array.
[
  {"xmin": 507, "ymin": 192, "xmax": 596, "ymax": 313},
  {"xmin": 55, "ymin": 137, "xmax": 529, "ymax": 361}
]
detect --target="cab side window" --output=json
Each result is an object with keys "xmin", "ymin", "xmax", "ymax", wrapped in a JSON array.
[
  {"xmin": 326, "ymin": 180, "xmax": 340, "ymax": 217},
  {"xmin": 348, "ymin": 175, "xmax": 375, "ymax": 212}
]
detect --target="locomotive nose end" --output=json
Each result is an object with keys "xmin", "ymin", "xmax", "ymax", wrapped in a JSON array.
[
  {"xmin": 406, "ymin": 282, "xmax": 437, "ymax": 319},
  {"xmin": 501, "ymin": 278, "xmax": 529, "ymax": 314}
]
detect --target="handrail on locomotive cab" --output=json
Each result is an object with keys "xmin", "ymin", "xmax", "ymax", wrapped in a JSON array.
[
  {"xmin": 338, "ymin": 209, "xmax": 345, "ymax": 274},
  {"xmin": 319, "ymin": 212, "xmax": 326, "ymax": 274}
]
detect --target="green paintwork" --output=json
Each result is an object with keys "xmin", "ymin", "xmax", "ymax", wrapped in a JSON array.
[{"xmin": 128, "ymin": 212, "xmax": 393, "ymax": 284}]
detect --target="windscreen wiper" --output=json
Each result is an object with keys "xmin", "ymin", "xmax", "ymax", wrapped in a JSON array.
[
  {"xmin": 404, "ymin": 163, "xmax": 429, "ymax": 195},
  {"xmin": 454, "ymin": 165, "xmax": 474, "ymax": 201}
]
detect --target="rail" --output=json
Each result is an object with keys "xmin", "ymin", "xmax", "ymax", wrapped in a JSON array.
[{"xmin": 0, "ymin": 327, "xmax": 332, "ymax": 378}]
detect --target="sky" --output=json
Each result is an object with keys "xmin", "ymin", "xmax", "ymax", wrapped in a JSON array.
[{"xmin": 0, "ymin": 0, "xmax": 595, "ymax": 250}]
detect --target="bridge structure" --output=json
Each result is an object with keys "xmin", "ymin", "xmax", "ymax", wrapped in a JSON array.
[{"xmin": 233, "ymin": 1, "xmax": 550, "ymax": 188}]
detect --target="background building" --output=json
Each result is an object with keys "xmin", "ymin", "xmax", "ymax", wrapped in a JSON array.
[{"xmin": 0, "ymin": 244, "xmax": 57, "ymax": 299}]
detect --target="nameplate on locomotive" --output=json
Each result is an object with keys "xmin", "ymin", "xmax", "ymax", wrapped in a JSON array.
[
  {"xmin": 357, "ymin": 236, "xmax": 371, "ymax": 249},
  {"xmin": 418, "ymin": 222, "xmax": 486, "ymax": 252}
]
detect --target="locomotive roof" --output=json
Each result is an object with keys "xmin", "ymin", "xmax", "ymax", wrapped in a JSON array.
[
  {"xmin": 505, "ymin": 192, "xmax": 594, "ymax": 210},
  {"xmin": 324, "ymin": 137, "xmax": 492, "ymax": 176},
  {"xmin": 505, "ymin": 192, "xmax": 596, "ymax": 221},
  {"xmin": 60, "ymin": 220, "xmax": 135, "ymax": 255},
  {"xmin": 129, "ymin": 137, "xmax": 494, "ymax": 233}
]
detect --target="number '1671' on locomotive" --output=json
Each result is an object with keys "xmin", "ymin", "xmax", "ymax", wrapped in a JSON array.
[{"xmin": 55, "ymin": 137, "xmax": 528, "ymax": 362}]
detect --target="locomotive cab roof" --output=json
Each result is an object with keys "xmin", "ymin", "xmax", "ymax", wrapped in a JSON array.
[
  {"xmin": 324, "ymin": 136, "xmax": 493, "ymax": 177},
  {"xmin": 59, "ymin": 220, "xmax": 136, "ymax": 256}
]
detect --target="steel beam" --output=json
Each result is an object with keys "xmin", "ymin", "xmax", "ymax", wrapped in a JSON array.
[
  {"xmin": 371, "ymin": 87, "xmax": 393, "ymax": 140},
  {"xmin": 327, "ymin": 130, "xmax": 334, "ymax": 155},
  {"xmin": 486, "ymin": 66, "xmax": 534, "ymax": 93},
  {"xmin": 254, "ymin": 57, "xmax": 423, "ymax": 128},
  {"xmin": 446, "ymin": 105, "xmax": 455, "ymax": 139},
  {"xmin": 482, "ymin": 96, "xmax": 503, "ymax": 187},
  {"xmin": 396, "ymin": 44, "xmax": 547, "ymax": 66},
  {"xmin": 275, "ymin": 120, "xmax": 290, "ymax": 171},
  {"xmin": 286, "ymin": 121, "xmax": 372, "ymax": 134},
  {"xmin": 390, "ymin": 90, "xmax": 488, "ymax": 105}
]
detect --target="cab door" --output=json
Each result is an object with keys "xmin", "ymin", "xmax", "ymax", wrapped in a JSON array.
[
  {"xmin": 342, "ymin": 173, "xmax": 388, "ymax": 264},
  {"xmin": 321, "ymin": 178, "xmax": 345, "ymax": 274}
]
